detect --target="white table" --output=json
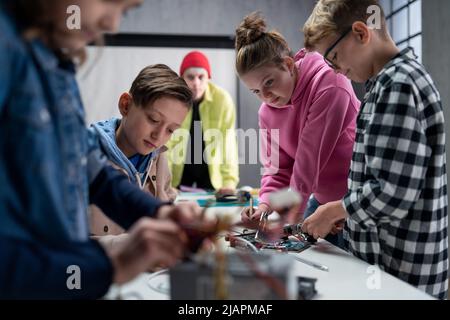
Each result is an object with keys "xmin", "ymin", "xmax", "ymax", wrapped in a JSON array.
[{"xmin": 105, "ymin": 193, "xmax": 434, "ymax": 300}]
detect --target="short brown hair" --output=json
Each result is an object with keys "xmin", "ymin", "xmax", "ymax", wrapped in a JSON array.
[
  {"xmin": 130, "ymin": 64, "xmax": 193, "ymax": 110},
  {"xmin": 235, "ymin": 12, "xmax": 292, "ymax": 76},
  {"xmin": 303, "ymin": 0, "xmax": 388, "ymax": 50}
]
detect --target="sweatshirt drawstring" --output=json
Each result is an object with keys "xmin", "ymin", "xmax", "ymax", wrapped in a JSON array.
[{"xmin": 140, "ymin": 158, "xmax": 154, "ymax": 191}]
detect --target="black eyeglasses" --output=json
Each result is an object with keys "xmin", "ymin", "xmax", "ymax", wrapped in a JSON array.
[{"xmin": 323, "ymin": 27, "xmax": 352, "ymax": 70}]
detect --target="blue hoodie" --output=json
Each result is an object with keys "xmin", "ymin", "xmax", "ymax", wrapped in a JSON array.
[{"xmin": 90, "ymin": 118, "xmax": 162, "ymax": 188}]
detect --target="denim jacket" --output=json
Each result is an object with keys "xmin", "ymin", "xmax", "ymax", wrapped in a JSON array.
[
  {"xmin": 0, "ymin": 6, "xmax": 162, "ymax": 299},
  {"xmin": 1, "ymin": 35, "xmax": 94, "ymax": 242}
]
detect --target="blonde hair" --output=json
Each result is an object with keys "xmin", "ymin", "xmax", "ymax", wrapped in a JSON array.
[
  {"xmin": 303, "ymin": 0, "xmax": 387, "ymax": 50},
  {"xmin": 235, "ymin": 12, "xmax": 292, "ymax": 76}
]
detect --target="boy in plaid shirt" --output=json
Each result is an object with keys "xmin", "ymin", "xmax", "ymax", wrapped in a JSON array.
[{"xmin": 302, "ymin": 0, "xmax": 448, "ymax": 299}]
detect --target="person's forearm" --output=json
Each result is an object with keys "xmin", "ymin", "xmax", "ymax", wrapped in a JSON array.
[
  {"xmin": 90, "ymin": 166, "xmax": 168, "ymax": 230},
  {"xmin": 0, "ymin": 236, "xmax": 112, "ymax": 299}
]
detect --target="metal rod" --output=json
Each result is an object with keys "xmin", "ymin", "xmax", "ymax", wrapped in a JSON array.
[{"xmin": 293, "ymin": 256, "xmax": 329, "ymax": 272}]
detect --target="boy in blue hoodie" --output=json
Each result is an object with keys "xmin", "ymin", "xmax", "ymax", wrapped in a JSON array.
[{"xmin": 89, "ymin": 64, "xmax": 193, "ymax": 245}]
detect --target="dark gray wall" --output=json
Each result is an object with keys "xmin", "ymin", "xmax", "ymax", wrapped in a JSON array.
[
  {"xmin": 120, "ymin": 0, "xmax": 316, "ymax": 187},
  {"xmin": 423, "ymin": 1, "xmax": 450, "ymax": 140},
  {"xmin": 121, "ymin": 0, "xmax": 311, "ymax": 50},
  {"xmin": 422, "ymin": 0, "xmax": 450, "ymax": 289}
]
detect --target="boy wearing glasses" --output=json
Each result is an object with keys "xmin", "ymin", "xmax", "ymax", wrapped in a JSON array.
[{"xmin": 302, "ymin": 0, "xmax": 448, "ymax": 299}]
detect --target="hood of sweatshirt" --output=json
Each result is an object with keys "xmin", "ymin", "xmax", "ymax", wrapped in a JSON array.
[{"xmin": 90, "ymin": 118, "xmax": 163, "ymax": 185}]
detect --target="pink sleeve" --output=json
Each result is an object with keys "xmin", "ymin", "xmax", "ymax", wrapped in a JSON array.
[
  {"xmin": 292, "ymin": 86, "xmax": 356, "ymax": 213},
  {"xmin": 258, "ymin": 116, "xmax": 294, "ymax": 206}
]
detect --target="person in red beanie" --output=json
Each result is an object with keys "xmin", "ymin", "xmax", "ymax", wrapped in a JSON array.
[{"xmin": 167, "ymin": 51, "xmax": 239, "ymax": 195}]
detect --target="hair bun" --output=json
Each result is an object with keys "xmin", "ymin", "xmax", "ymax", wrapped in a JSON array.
[{"xmin": 235, "ymin": 12, "xmax": 267, "ymax": 50}]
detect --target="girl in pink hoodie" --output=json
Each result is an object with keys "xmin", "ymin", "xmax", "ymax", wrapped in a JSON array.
[{"xmin": 236, "ymin": 13, "xmax": 360, "ymax": 246}]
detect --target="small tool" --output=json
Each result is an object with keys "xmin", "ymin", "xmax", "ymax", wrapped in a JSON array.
[
  {"xmin": 254, "ymin": 211, "xmax": 269, "ymax": 242},
  {"xmin": 283, "ymin": 223, "xmax": 317, "ymax": 244},
  {"xmin": 293, "ymin": 256, "xmax": 329, "ymax": 272}
]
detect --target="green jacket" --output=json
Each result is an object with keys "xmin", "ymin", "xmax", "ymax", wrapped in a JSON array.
[{"xmin": 167, "ymin": 82, "xmax": 239, "ymax": 189}]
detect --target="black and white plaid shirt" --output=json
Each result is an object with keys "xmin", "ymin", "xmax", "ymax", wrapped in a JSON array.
[{"xmin": 342, "ymin": 48, "xmax": 448, "ymax": 299}]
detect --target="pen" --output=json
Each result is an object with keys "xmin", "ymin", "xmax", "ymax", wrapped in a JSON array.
[
  {"xmin": 254, "ymin": 211, "xmax": 268, "ymax": 241},
  {"xmin": 293, "ymin": 256, "xmax": 329, "ymax": 272}
]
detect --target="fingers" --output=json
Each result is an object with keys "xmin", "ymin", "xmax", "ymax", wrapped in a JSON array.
[
  {"xmin": 302, "ymin": 221, "xmax": 320, "ymax": 240},
  {"xmin": 111, "ymin": 218, "xmax": 188, "ymax": 284},
  {"xmin": 326, "ymin": 215, "xmax": 345, "ymax": 236},
  {"xmin": 176, "ymin": 202, "xmax": 202, "ymax": 223},
  {"xmin": 335, "ymin": 220, "xmax": 345, "ymax": 230},
  {"xmin": 302, "ymin": 214, "xmax": 343, "ymax": 240},
  {"xmin": 217, "ymin": 188, "xmax": 235, "ymax": 196},
  {"xmin": 131, "ymin": 217, "xmax": 180, "ymax": 235},
  {"xmin": 301, "ymin": 216, "xmax": 310, "ymax": 233},
  {"xmin": 301, "ymin": 217, "xmax": 320, "ymax": 240},
  {"xmin": 330, "ymin": 222, "xmax": 344, "ymax": 235},
  {"xmin": 330, "ymin": 227, "xmax": 339, "ymax": 235},
  {"xmin": 159, "ymin": 202, "xmax": 202, "ymax": 224},
  {"xmin": 241, "ymin": 207, "xmax": 251, "ymax": 222},
  {"xmin": 241, "ymin": 207, "xmax": 256, "ymax": 222},
  {"xmin": 132, "ymin": 218, "xmax": 187, "ymax": 256},
  {"xmin": 241, "ymin": 207, "xmax": 264, "ymax": 223},
  {"xmin": 177, "ymin": 201, "xmax": 201, "ymax": 211},
  {"xmin": 283, "ymin": 204, "xmax": 301, "ymax": 225},
  {"xmin": 251, "ymin": 209, "xmax": 265, "ymax": 221}
]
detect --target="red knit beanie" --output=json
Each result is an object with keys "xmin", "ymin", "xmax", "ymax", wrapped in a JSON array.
[{"xmin": 180, "ymin": 51, "xmax": 211, "ymax": 79}]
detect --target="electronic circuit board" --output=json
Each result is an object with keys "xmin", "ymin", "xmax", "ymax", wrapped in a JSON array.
[{"xmin": 226, "ymin": 232, "xmax": 311, "ymax": 253}]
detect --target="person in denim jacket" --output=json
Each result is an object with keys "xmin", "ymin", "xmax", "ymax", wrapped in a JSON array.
[{"xmin": 0, "ymin": 0, "xmax": 201, "ymax": 299}]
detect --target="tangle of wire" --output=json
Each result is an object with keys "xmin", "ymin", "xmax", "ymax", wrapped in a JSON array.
[
  {"xmin": 147, "ymin": 269, "xmax": 170, "ymax": 295},
  {"xmin": 146, "ymin": 206, "xmax": 289, "ymax": 300}
]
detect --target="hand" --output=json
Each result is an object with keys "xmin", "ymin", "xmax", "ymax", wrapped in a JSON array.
[
  {"xmin": 271, "ymin": 203, "xmax": 302, "ymax": 227},
  {"xmin": 240, "ymin": 203, "xmax": 293, "ymax": 242},
  {"xmin": 157, "ymin": 202, "xmax": 202, "ymax": 225},
  {"xmin": 330, "ymin": 220, "xmax": 345, "ymax": 235},
  {"xmin": 95, "ymin": 233, "xmax": 130, "ymax": 252},
  {"xmin": 157, "ymin": 203, "xmax": 218, "ymax": 253},
  {"xmin": 107, "ymin": 218, "xmax": 187, "ymax": 285},
  {"xmin": 302, "ymin": 201, "xmax": 348, "ymax": 240},
  {"xmin": 216, "ymin": 188, "xmax": 236, "ymax": 197},
  {"xmin": 241, "ymin": 203, "xmax": 271, "ymax": 223}
]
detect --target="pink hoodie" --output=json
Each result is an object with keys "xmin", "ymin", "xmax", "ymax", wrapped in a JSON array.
[{"xmin": 259, "ymin": 49, "xmax": 360, "ymax": 214}]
